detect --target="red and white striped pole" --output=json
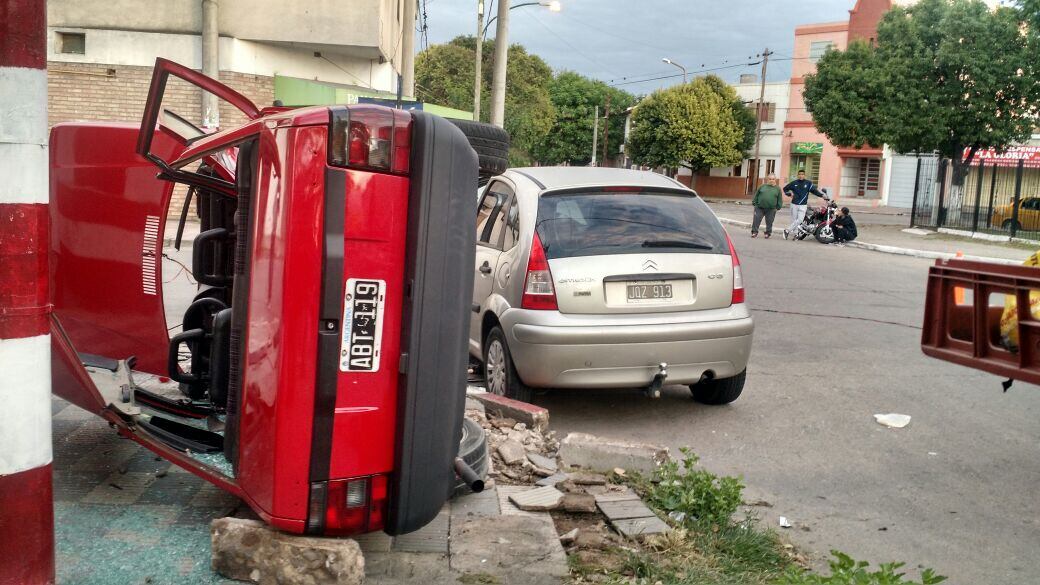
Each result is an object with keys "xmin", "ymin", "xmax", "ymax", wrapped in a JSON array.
[{"xmin": 0, "ymin": 1, "xmax": 56, "ymax": 584}]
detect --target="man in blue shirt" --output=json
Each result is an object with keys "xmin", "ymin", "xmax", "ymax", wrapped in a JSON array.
[{"xmin": 783, "ymin": 170, "xmax": 830, "ymax": 240}]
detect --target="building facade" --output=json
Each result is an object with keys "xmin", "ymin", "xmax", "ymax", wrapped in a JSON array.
[
  {"xmin": 781, "ymin": 0, "xmax": 892, "ymax": 200},
  {"xmin": 47, "ymin": 0, "xmax": 422, "ymax": 210}
]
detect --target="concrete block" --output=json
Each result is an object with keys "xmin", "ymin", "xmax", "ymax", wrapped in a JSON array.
[
  {"xmin": 526, "ymin": 452, "xmax": 558, "ymax": 473},
  {"xmin": 469, "ymin": 392, "xmax": 550, "ymax": 431},
  {"xmin": 450, "ymin": 515, "xmax": 569, "ymax": 584},
  {"xmin": 535, "ymin": 473, "xmax": 568, "ymax": 487},
  {"xmin": 559, "ymin": 432, "xmax": 669, "ymax": 474},
  {"xmin": 597, "ymin": 499, "xmax": 656, "ymax": 521},
  {"xmin": 560, "ymin": 493, "xmax": 597, "ymax": 513},
  {"xmin": 211, "ymin": 517, "xmax": 364, "ymax": 585},
  {"xmin": 451, "ymin": 487, "xmax": 501, "ymax": 521},
  {"xmin": 496, "ymin": 486, "xmax": 543, "ymax": 518}
]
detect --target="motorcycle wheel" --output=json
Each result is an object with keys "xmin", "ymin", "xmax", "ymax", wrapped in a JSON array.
[
  {"xmin": 795, "ymin": 225, "xmax": 810, "ymax": 240},
  {"xmin": 814, "ymin": 224, "xmax": 836, "ymax": 244}
]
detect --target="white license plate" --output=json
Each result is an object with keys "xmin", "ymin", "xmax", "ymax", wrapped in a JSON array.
[
  {"xmin": 626, "ymin": 282, "xmax": 674, "ymax": 301},
  {"xmin": 341, "ymin": 278, "xmax": 386, "ymax": 372}
]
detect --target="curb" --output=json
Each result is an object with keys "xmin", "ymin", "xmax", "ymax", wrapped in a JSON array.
[{"xmin": 716, "ymin": 217, "xmax": 1022, "ymax": 266}]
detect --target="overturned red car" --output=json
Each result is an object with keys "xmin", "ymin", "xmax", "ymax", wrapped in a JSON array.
[{"xmin": 49, "ymin": 58, "xmax": 484, "ymax": 536}]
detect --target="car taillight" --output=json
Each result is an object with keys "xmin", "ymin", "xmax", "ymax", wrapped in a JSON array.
[
  {"xmin": 329, "ymin": 105, "xmax": 411, "ymax": 174},
  {"xmin": 307, "ymin": 474, "xmax": 389, "ymax": 536},
  {"xmin": 521, "ymin": 232, "xmax": 558, "ymax": 310},
  {"xmin": 725, "ymin": 232, "xmax": 745, "ymax": 305}
]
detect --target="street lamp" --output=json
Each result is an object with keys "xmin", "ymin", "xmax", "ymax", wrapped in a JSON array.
[
  {"xmin": 662, "ymin": 57, "xmax": 687, "ymax": 84},
  {"xmin": 485, "ymin": 0, "xmax": 562, "ymax": 127},
  {"xmin": 482, "ymin": 1, "xmax": 560, "ymax": 39}
]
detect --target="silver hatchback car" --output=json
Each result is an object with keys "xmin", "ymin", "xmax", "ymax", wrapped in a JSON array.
[{"xmin": 470, "ymin": 167, "xmax": 753, "ymax": 404}]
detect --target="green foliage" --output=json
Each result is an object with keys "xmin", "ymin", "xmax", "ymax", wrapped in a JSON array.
[
  {"xmin": 529, "ymin": 71, "xmax": 637, "ymax": 166},
  {"xmin": 1016, "ymin": 0, "xmax": 1040, "ymax": 28},
  {"xmin": 646, "ymin": 448, "xmax": 744, "ymax": 528},
  {"xmin": 804, "ymin": 0, "xmax": 1040, "ymax": 165},
  {"xmin": 779, "ymin": 551, "xmax": 947, "ymax": 585},
  {"xmin": 700, "ymin": 74, "xmax": 758, "ymax": 154},
  {"xmin": 415, "ymin": 35, "xmax": 555, "ymax": 165},
  {"xmin": 628, "ymin": 78, "xmax": 748, "ymax": 171}
]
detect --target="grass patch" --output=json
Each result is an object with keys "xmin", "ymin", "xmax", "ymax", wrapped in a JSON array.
[{"xmin": 568, "ymin": 448, "xmax": 946, "ymax": 585}]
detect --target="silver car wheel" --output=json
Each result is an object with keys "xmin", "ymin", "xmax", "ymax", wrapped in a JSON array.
[{"xmin": 485, "ymin": 340, "xmax": 507, "ymax": 396}]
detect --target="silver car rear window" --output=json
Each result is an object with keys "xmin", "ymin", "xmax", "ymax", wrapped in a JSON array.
[{"xmin": 535, "ymin": 191, "xmax": 729, "ymax": 260}]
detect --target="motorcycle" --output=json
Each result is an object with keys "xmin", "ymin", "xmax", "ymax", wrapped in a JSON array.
[{"xmin": 790, "ymin": 200, "xmax": 839, "ymax": 244}]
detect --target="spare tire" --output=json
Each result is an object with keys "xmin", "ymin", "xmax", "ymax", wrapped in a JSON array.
[
  {"xmin": 453, "ymin": 417, "xmax": 489, "ymax": 497},
  {"xmin": 448, "ymin": 118, "xmax": 510, "ymax": 178}
]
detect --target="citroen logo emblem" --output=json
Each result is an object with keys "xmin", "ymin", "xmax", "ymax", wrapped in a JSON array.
[{"xmin": 642, "ymin": 259, "xmax": 658, "ymax": 271}]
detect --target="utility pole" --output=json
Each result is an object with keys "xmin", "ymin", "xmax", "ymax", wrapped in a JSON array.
[
  {"xmin": 750, "ymin": 48, "xmax": 772, "ymax": 193},
  {"xmin": 201, "ymin": 0, "xmax": 219, "ymax": 128},
  {"xmin": 0, "ymin": 0, "xmax": 55, "ymax": 583},
  {"xmin": 473, "ymin": 0, "xmax": 484, "ymax": 121},
  {"xmin": 601, "ymin": 94, "xmax": 611, "ymax": 167},
  {"xmin": 590, "ymin": 105, "xmax": 599, "ymax": 166},
  {"xmin": 402, "ymin": 0, "xmax": 416, "ymax": 97},
  {"xmin": 489, "ymin": 0, "xmax": 510, "ymax": 127}
]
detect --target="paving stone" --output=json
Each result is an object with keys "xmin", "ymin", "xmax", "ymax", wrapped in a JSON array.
[
  {"xmin": 470, "ymin": 393, "xmax": 550, "ymax": 431},
  {"xmin": 497, "ymin": 439, "xmax": 526, "ymax": 465},
  {"xmin": 561, "ymin": 493, "xmax": 597, "ymax": 513},
  {"xmin": 450, "ymin": 515, "xmax": 568, "ymax": 584},
  {"xmin": 211, "ymin": 517, "xmax": 364, "ymax": 584},
  {"xmin": 364, "ymin": 551, "xmax": 454, "ymax": 584},
  {"xmin": 508, "ymin": 485, "xmax": 563, "ymax": 511},
  {"xmin": 451, "ymin": 487, "xmax": 500, "ymax": 520},
  {"xmin": 526, "ymin": 452, "xmax": 558, "ymax": 473},
  {"xmin": 392, "ymin": 506, "xmax": 449, "ymax": 554},
  {"xmin": 612, "ymin": 516, "xmax": 671, "ymax": 538},
  {"xmin": 496, "ymin": 486, "xmax": 543, "ymax": 518},
  {"xmin": 594, "ymin": 488, "xmax": 640, "ymax": 503},
  {"xmin": 353, "ymin": 531, "xmax": 394, "ymax": 553},
  {"xmin": 535, "ymin": 472, "xmax": 568, "ymax": 487},
  {"xmin": 597, "ymin": 499, "xmax": 656, "ymax": 521}
]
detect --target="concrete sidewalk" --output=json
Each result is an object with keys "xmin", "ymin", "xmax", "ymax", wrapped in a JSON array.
[{"xmin": 708, "ymin": 202, "xmax": 1035, "ymax": 264}]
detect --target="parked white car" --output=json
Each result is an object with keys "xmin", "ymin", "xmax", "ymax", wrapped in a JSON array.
[{"xmin": 469, "ymin": 167, "xmax": 753, "ymax": 404}]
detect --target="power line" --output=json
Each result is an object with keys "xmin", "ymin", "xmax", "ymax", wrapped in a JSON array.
[
  {"xmin": 523, "ymin": 10, "xmax": 622, "ymax": 77},
  {"xmin": 609, "ymin": 61, "xmax": 761, "ymax": 87}
]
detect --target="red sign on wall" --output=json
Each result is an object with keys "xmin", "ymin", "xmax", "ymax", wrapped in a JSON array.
[{"xmin": 968, "ymin": 145, "xmax": 1040, "ymax": 168}]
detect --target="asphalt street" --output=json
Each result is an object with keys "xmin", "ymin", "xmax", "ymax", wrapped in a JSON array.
[{"xmin": 535, "ymin": 232, "xmax": 1040, "ymax": 584}]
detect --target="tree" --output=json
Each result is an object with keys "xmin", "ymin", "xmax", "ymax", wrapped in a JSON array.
[
  {"xmin": 1015, "ymin": 0, "xmax": 1040, "ymax": 28},
  {"xmin": 627, "ymin": 77, "xmax": 747, "ymax": 172},
  {"xmin": 700, "ymin": 74, "xmax": 757, "ymax": 154},
  {"xmin": 804, "ymin": 0, "xmax": 1040, "ymax": 215},
  {"xmin": 415, "ymin": 36, "xmax": 555, "ymax": 165},
  {"xmin": 529, "ymin": 72, "xmax": 637, "ymax": 166}
]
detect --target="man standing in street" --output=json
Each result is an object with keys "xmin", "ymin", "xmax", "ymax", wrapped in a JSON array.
[
  {"xmin": 750, "ymin": 174, "xmax": 783, "ymax": 238},
  {"xmin": 783, "ymin": 170, "xmax": 829, "ymax": 240}
]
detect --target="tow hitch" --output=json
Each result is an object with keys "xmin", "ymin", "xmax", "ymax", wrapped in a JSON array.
[{"xmin": 645, "ymin": 362, "xmax": 668, "ymax": 399}]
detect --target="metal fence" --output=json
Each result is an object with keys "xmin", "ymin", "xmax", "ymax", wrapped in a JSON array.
[{"xmin": 911, "ymin": 158, "xmax": 1040, "ymax": 239}]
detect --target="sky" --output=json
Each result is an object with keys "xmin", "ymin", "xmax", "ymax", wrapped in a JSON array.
[{"xmin": 419, "ymin": 0, "xmax": 862, "ymax": 93}]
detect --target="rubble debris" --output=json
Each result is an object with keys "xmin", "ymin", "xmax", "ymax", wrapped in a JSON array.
[
  {"xmin": 559, "ymin": 528, "xmax": 579, "ymax": 545},
  {"xmin": 779, "ymin": 516, "xmax": 792, "ymax": 528},
  {"xmin": 874, "ymin": 413, "xmax": 911, "ymax": 428},
  {"xmin": 535, "ymin": 473, "xmax": 568, "ymax": 487},
  {"xmin": 559, "ymin": 432, "xmax": 669, "ymax": 474},
  {"xmin": 496, "ymin": 440, "xmax": 526, "ymax": 466},
  {"xmin": 211, "ymin": 518, "xmax": 363, "ymax": 585},
  {"xmin": 508, "ymin": 485, "xmax": 564, "ymax": 511},
  {"xmin": 526, "ymin": 452, "xmax": 558, "ymax": 473}
]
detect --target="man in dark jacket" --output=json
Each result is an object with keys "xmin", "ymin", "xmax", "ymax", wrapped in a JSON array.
[
  {"xmin": 832, "ymin": 206, "xmax": 857, "ymax": 243},
  {"xmin": 783, "ymin": 170, "xmax": 829, "ymax": 240},
  {"xmin": 750, "ymin": 174, "xmax": 783, "ymax": 238}
]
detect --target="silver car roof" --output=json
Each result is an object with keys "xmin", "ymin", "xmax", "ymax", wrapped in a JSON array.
[{"xmin": 503, "ymin": 167, "xmax": 690, "ymax": 193}]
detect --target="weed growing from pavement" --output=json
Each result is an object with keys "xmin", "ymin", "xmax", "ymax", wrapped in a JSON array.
[
  {"xmin": 777, "ymin": 551, "xmax": 947, "ymax": 585},
  {"xmin": 568, "ymin": 449, "xmax": 947, "ymax": 585}
]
